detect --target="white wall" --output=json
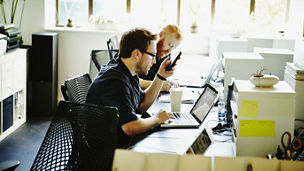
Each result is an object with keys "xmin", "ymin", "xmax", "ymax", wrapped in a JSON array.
[{"xmin": 1, "ymin": 0, "xmax": 118, "ymax": 100}]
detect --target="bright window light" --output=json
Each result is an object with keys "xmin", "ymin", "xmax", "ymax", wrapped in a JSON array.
[
  {"xmin": 57, "ymin": 0, "xmax": 88, "ymax": 27},
  {"xmin": 180, "ymin": 0, "xmax": 211, "ymax": 33},
  {"xmin": 92, "ymin": 0, "xmax": 127, "ymax": 24},
  {"xmin": 251, "ymin": 0, "xmax": 287, "ymax": 34},
  {"xmin": 213, "ymin": 0, "xmax": 250, "ymax": 34}
]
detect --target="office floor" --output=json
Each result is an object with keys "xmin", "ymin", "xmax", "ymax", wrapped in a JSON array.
[{"xmin": 0, "ymin": 116, "xmax": 52, "ymax": 171}]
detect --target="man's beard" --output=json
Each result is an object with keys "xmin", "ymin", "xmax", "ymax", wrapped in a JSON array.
[{"xmin": 136, "ymin": 62, "xmax": 149, "ymax": 75}]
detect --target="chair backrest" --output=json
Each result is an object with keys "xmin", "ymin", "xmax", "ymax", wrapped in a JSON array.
[
  {"xmin": 30, "ymin": 101, "xmax": 118, "ymax": 171},
  {"xmin": 61, "ymin": 73, "xmax": 92, "ymax": 103},
  {"xmin": 106, "ymin": 35, "xmax": 120, "ymax": 59},
  {"xmin": 89, "ymin": 50, "xmax": 117, "ymax": 79}
]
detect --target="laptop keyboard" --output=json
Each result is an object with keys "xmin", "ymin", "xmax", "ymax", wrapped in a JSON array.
[{"xmin": 172, "ymin": 112, "xmax": 197, "ymax": 124}]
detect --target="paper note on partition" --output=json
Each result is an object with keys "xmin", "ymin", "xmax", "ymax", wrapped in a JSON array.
[
  {"xmin": 239, "ymin": 120, "xmax": 275, "ymax": 137},
  {"xmin": 239, "ymin": 100, "xmax": 258, "ymax": 118}
]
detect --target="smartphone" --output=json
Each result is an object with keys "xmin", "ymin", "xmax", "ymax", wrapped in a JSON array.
[{"xmin": 165, "ymin": 51, "xmax": 182, "ymax": 71}]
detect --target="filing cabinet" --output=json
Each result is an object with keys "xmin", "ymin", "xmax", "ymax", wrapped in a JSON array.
[{"xmin": 231, "ymin": 80, "xmax": 295, "ymax": 157}]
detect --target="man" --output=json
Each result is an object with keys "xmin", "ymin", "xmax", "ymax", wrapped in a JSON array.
[
  {"xmin": 139, "ymin": 24, "xmax": 182, "ymax": 91},
  {"xmin": 86, "ymin": 28, "xmax": 174, "ymax": 148}
]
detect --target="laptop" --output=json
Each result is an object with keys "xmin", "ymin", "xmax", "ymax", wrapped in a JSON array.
[
  {"xmin": 191, "ymin": 125, "xmax": 215, "ymax": 154},
  {"xmin": 179, "ymin": 59, "xmax": 222, "ymax": 88},
  {"xmin": 161, "ymin": 84, "xmax": 219, "ymax": 128}
]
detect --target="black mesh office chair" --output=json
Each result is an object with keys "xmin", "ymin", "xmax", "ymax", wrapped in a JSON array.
[
  {"xmin": 106, "ymin": 35, "xmax": 119, "ymax": 59},
  {"xmin": 30, "ymin": 101, "xmax": 118, "ymax": 171},
  {"xmin": 61, "ymin": 73, "xmax": 92, "ymax": 103},
  {"xmin": 89, "ymin": 50, "xmax": 117, "ymax": 79}
]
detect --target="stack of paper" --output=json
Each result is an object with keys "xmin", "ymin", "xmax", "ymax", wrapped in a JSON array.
[
  {"xmin": 285, "ymin": 62, "xmax": 304, "ymax": 81},
  {"xmin": 284, "ymin": 62, "xmax": 304, "ymax": 120}
]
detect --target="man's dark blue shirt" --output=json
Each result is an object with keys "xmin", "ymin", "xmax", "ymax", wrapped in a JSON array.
[{"xmin": 86, "ymin": 58, "xmax": 145, "ymax": 148}]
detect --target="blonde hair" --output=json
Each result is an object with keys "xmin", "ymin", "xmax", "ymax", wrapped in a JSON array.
[{"xmin": 161, "ymin": 25, "xmax": 182, "ymax": 40}]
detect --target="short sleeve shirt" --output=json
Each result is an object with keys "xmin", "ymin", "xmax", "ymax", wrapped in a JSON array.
[{"xmin": 86, "ymin": 58, "xmax": 145, "ymax": 148}]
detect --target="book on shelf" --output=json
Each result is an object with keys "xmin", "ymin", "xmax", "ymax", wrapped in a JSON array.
[{"xmin": 0, "ymin": 24, "xmax": 16, "ymax": 30}]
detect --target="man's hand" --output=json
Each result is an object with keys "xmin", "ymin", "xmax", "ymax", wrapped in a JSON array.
[
  {"xmin": 161, "ymin": 80, "xmax": 179, "ymax": 91},
  {"xmin": 157, "ymin": 57, "xmax": 175, "ymax": 79},
  {"xmin": 155, "ymin": 110, "xmax": 173, "ymax": 124}
]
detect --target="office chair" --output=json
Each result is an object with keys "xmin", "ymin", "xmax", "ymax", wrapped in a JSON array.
[
  {"xmin": 60, "ymin": 73, "xmax": 92, "ymax": 103},
  {"xmin": 106, "ymin": 35, "xmax": 119, "ymax": 59},
  {"xmin": 89, "ymin": 50, "xmax": 117, "ymax": 79},
  {"xmin": 30, "ymin": 101, "xmax": 118, "ymax": 171}
]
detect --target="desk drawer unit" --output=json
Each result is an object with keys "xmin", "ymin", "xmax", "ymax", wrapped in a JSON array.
[{"xmin": 233, "ymin": 80, "xmax": 295, "ymax": 157}]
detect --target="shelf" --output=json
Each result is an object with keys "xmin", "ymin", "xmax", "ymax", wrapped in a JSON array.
[{"xmin": 0, "ymin": 49, "xmax": 27, "ymax": 142}]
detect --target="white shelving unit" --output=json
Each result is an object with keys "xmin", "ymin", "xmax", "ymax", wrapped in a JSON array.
[{"xmin": 0, "ymin": 48, "xmax": 27, "ymax": 142}]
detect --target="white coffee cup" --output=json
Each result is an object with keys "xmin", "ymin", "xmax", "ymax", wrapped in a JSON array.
[{"xmin": 170, "ymin": 88, "xmax": 183, "ymax": 112}]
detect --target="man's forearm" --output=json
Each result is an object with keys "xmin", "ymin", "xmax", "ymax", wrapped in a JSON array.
[
  {"xmin": 139, "ymin": 75, "xmax": 164, "ymax": 111},
  {"xmin": 121, "ymin": 117, "xmax": 160, "ymax": 136},
  {"xmin": 139, "ymin": 78, "xmax": 152, "ymax": 89}
]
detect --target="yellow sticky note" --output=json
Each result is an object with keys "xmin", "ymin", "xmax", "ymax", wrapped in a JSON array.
[
  {"xmin": 239, "ymin": 100, "xmax": 258, "ymax": 118},
  {"xmin": 239, "ymin": 120, "xmax": 275, "ymax": 137}
]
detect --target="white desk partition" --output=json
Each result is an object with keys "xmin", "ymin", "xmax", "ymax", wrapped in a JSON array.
[
  {"xmin": 223, "ymin": 52, "xmax": 264, "ymax": 101},
  {"xmin": 247, "ymin": 37, "xmax": 273, "ymax": 52},
  {"xmin": 247, "ymin": 35, "xmax": 296, "ymax": 52},
  {"xmin": 209, "ymin": 36, "xmax": 248, "ymax": 59},
  {"xmin": 112, "ymin": 149, "xmax": 304, "ymax": 171},
  {"xmin": 254, "ymin": 47, "xmax": 294, "ymax": 80},
  {"xmin": 112, "ymin": 149, "xmax": 211, "ymax": 171}
]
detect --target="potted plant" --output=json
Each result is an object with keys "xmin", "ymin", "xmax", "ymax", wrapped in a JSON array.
[
  {"xmin": 189, "ymin": 0, "xmax": 200, "ymax": 33},
  {"xmin": 0, "ymin": 0, "xmax": 27, "ymax": 28},
  {"xmin": 249, "ymin": 68, "xmax": 279, "ymax": 87}
]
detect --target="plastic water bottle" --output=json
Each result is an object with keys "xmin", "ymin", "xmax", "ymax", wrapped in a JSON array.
[{"xmin": 217, "ymin": 93, "xmax": 226, "ymax": 124}]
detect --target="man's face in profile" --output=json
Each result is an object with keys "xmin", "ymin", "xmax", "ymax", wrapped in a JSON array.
[{"xmin": 157, "ymin": 32, "xmax": 180, "ymax": 58}]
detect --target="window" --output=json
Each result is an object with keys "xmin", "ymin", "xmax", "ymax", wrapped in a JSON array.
[
  {"xmin": 213, "ymin": 0, "xmax": 251, "ymax": 33},
  {"xmin": 180, "ymin": 0, "xmax": 211, "ymax": 33},
  {"xmin": 55, "ymin": 0, "xmax": 289, "ymax": 34},
  {"xmin": 57, "ymin": 0, "xmax": 88, "ymax": 27},
  {"xmin": 130, "ymin": 0, "xmax": 162, "ymax": 31},
  {"xmin": 251, "ymin": 0, "xmax": 288, "ymax": 33},
  {"xmin": 92, "ymin": 0, "xmax": 127, "ymax": 24}
]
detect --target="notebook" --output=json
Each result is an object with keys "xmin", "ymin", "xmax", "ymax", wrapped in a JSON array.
[
  {"xmin": 161, "ymin": 84, "xmax": 219, "ymax": 128},
  {"xmin": 179, "ymin": 59, "xmax": 222, "ymax": 88}
]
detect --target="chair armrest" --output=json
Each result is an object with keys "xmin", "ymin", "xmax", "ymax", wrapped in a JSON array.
[{"xmin": 0, "ymin": 160, "xmax": 20, "ymax": 171}]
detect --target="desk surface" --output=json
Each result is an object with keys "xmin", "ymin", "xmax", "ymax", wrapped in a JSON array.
[
  {"xmin": 129, "ymin": 55, "xmax": 234, "ymax": 156},
  {"xmin": 129, "ymin": 90, "xmax": 235, "ymax": 157}
]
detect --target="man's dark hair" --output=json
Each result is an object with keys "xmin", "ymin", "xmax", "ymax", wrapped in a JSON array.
[{"xmin": 119, "ymin": 28, "xmax": 158, "ymax": 58}]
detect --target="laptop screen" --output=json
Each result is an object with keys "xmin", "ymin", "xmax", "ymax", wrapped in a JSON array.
[
  {"xmin": 204, "ymin": 59, "xmax": 222, "ymax": 86},
  {"xmin": 190, "ymin": 85, "xmax": 219, "ymax": 122}
]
